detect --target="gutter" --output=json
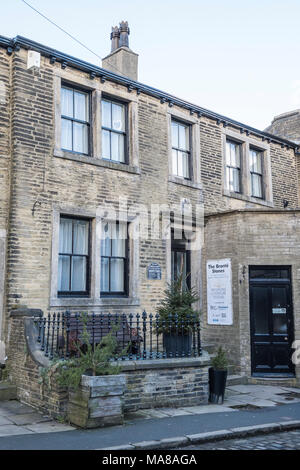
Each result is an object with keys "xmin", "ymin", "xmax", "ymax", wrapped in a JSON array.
[{"xmin": 0, "ymin": 34, "xmax": 298, "ymax": 150}]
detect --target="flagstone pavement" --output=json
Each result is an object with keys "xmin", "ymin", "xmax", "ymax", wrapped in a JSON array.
[{"xmin": 0, "ymin": 384, "xmax": 299, "ymax": 437}]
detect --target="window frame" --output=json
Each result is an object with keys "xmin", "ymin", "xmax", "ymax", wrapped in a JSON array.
[
  {"xmin": 100, "ymin": 221, "xmax": 129, "ymax": 297},
  {"xmin": 60, "ymin": 83, "xmax": 91, "ymax": 156},
  {"xmin": 222, "ymin": 129, "xmax": 273, "ymax": 206},
  {"xmin": 101, "ymin": 95, "xmax": 128, "ymax": 164},
  {"xmin": 171, "ymin": 118, "xmax": 192, "ymax": 180},
  {"xmin": 58, "ymin": 215, "xmax": 91, "ymax": 298},
  {"xmin": 249, "ymin": 146, "xmax": 264, "ymax": 200},
  {"xmin": 225, "ymin": 138, "xmax": 242, "ymax": 194}
]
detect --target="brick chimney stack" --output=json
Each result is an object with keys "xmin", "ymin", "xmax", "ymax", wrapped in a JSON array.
[{"xmin": 102, "ymin": 21, "xmax": 138, "ymax": 81}]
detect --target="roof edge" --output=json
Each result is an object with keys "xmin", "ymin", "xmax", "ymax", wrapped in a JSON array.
[{"xmin": 0, "ymin": 34, "xmax": 298, "ymax": 149}]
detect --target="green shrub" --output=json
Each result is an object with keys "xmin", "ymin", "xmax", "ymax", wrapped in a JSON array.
[
  {"xmin": 156, "ymin": 274, "xmax": 201, "ymax": 334},
  {"xmin": 211, "ymin": 347, "xmax": 228, "ymax": 370},
  {"xmin": 54, "ymin": 313, "xmax": 125, "ymax": 390}
]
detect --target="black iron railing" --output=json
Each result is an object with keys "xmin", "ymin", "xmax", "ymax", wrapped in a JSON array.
[{"xmin": 33, "ymin": 311, "xmax": 201, "ymax": 361}]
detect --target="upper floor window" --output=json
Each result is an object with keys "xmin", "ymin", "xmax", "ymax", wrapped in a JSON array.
[
  {"xmin": 61, "ymin": 86, "xmax": 90, "ymax": 155},
  {"xmin": 58, "ymin": 217, "xmax": 90, "ymax": 296},
  {"xmin": 101, "ymin": 222, "xmax": 128, "ymax": 296},
  {"xmin": 250, "ymin": 148, "xmax": 263, "ymax": 198},
  {"xmin": 225, "ymin": 139, "xmax": 241, "ymax": 193},
  {"xmin": 171, "ymin": 120, "xmax": 190, "ymax": 179},
  {"xmin": 102, "ymin": 98, "xmax": 126, "ymax": 163}
]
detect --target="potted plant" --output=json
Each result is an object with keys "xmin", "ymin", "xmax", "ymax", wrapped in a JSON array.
[
  {"xmin": 55, "ymin": 314, "xmax": 127, "ymax": 429},
  {"xmin": 209, "ymin": 347, "xmax": 228, "ymax": 404},
  {"xmin": 156, "ymin": 274, "xmax": 201, "ymax": 357}
]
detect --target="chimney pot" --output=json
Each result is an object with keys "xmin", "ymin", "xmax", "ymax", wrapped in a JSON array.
[
  {"xmin": 119, "ymin": 20, "xmax": 130, "ymax": 48},
  {"xmin": 110, "ymin": 26, "xmax": 120, "ymax": 52},
  {"xmin": 103, "ymin": 21, "xmax": 138, "ymax": 81}
]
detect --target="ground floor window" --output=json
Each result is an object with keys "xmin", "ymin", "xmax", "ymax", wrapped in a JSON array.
[
  {"xmin": 100, "ymin": 221, "xmax": 128, "ymax": 296},
  {"xmin": 58, "ymin": 216, "xmax": 90, "ymax": 296}
]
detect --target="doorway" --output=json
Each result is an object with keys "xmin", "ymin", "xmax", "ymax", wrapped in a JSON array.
[{"xmin": 249, "ymin": 266, "xmax": 295, "ymax": 376}]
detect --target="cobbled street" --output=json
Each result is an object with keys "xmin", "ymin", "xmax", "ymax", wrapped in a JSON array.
[{"xmin": 177, "ymin": 430, "xmax": 300, "ymax": 450}]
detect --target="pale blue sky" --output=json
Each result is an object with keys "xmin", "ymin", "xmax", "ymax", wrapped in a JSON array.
[{"xmin": 2, "ymin": 0, "xmax": 300, "ymax": 130}]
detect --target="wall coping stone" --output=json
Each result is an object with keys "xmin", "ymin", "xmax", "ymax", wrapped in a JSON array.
[
  {"xmin": 10, "ymin": 308, "xmax": 43, "ymax": 318},
  {"xmin": 119, "ymin": 353, "xmax": 210, "ymax": 371},
  {"xmin": 205, "ymin": 208, "xmax": 300, "ymax": 219}
]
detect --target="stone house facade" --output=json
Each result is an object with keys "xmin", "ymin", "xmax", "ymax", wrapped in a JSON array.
[{"xmin": 0, "ymin": 23, "xmax": 300, "ymax": 413}]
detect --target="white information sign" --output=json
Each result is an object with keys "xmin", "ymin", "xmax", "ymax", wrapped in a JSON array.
[{"xmin": 207, "ymin": 259, "xmax": 233, "ymax": 325}]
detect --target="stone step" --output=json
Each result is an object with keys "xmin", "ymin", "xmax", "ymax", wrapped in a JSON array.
[
  {"xmin": 0, "ymin": 382, "xmax": 17, "ymax": 401},
  {"xmin": 248, "ymin": 376, "xmax": 299, "ymax": 388},
  {"xmin": 226, "ymin": 374, "xmax": 248, "ymax": 386}
]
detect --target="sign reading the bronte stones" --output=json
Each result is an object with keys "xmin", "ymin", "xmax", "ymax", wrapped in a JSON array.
[
  {"xmin": 207, "ymin": 259, "xmax": 233, "ymax": 325},
  {"xmin": 147, "ymin": 263, "xmax": 162, "ymax": 280}
]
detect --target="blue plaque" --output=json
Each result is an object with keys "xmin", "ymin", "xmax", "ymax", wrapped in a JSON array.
[{"xmin": 147, "ymin": 263, "xmax": 162, "ymax": 280}]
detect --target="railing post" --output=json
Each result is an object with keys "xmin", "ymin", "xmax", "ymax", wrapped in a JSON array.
[
  {"xmin": 129, "ymin": 313, "xmax": 133, "ymax": 360},
  {"xmin": 149, "ymin": 313, "xmax": 153, "ymax": 359},
  {"xmin": 155, "ymin": 314, "xmax": 160, "ymax": 359},
  {"xmin": 136, "ymin": 313, "xmax": 140, "ymax": 360},
  {"xmin": 55, "ymin": 312, "xmax": 60, "ymax": 357},
  {"xmin": 122, "ymin": 313, "xmax": 127, "ymax": 360},
  {"xmin": 192, "ymin": 314, "xmax": 196, "ymax": 357},
  {"xmin": 168, "ymin": 313, "xmax": 173, "ymax": 358},
  {"xmin": 92, "ymin": 312, "xmax": 95, "ymax": 350},
  {"xmin": 66, "ymin": 310, "xmax": 71, "ymax": 358},
  {"xmin": 41, "ymin": 317, "xmax": 46, "ymax": 351},
  {"xmin": 197, "ymin": 317, "xmax": 201, "ymax": 356},
  {"xmin": 186, "ymin": 313, "xmax": 191, "ymax": 357},
  {"xmin": 45, "ymin": 313, "xmax": 51, "ymax": 357},
  {"xmin": 142, "ymin": 310, "xmax": 147, "ymax": 360}
]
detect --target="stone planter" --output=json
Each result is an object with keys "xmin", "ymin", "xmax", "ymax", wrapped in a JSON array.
[{"xmin": 68, "ymin": 374, "xmax": 126, "ymax": 428}]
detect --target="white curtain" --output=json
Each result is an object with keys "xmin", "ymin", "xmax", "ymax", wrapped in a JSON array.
[
  {"xmin": 58, "ymin": 219, "xmax": 88, "ymax": 292},
  {"xmin": 73, "ymin": 220, "xmax": 88, "ymax": 255},
  {"xmin": 59, "ymin": 218, "xmax": 72, "ymax": 253},
  {"xmin": 102, "ymin": 129, "xmax": 110, "ymax": 159},
  {"xmin": 110, "ymin": 259, "xmax": 124, "ymax": 292},
  {"xmin": 100, "ymin": 222, "xmax": 126, "ymax": 292},
  {"xmin": 71, "ymin": 257, "xmax": 86, "ymax": 291},
  {"xmin": 74, "ymin": 91, "xmax": 87, "ymax": 122},
  {"xmin": 112, "ymin": 223, "xmax": 126, "ymax": 257},
  {"xmin": 61, "ymin": 118, "xmax": 72, "ymax": 151},
  {"xmin": 73, "ymin": 122, "xmax": 88, "ymax": 154},
  {"xmin": 111, "ymin": 132, "xmax": 124, "ymax": 162},
  {"xmin": 178, "ymin": 123, "xmax": 189, "ymax": 150},
  {"xmin": 102, "ymin": 100, "xmax": 111, "ymax": 128},
  {"xmin": 172, "ymin": 149, "xmax": 178, "ymax": 175},
  {"xmin": 252, "ymin": 174, "xmax": 262, "ymax": 198},
  {"xmin": 101, "ymin": 258, "xmax": 109, "ymax": 292},
  {"xmin": 61, "ymin": 87, "xmax": 73, "ymax": 117},
  {"xmin": 112, "ymin": 103, "xmax": 125, "ymax": 131},
  {"xmin": 172, "ymin": 121, "xmax": 178, "ymax": 147},
  {"xmin": 58, "ymin": 255, "xmax": 70, "ymax": 291}
]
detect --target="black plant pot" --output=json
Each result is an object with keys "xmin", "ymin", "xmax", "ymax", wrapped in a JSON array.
[
  {"xmin": 163, "ymin": 333, "xmax": 192, "ymax": 357},
  {"xmin": 209, "ymin": 367, "xmax": 228, "ymax": 404}
]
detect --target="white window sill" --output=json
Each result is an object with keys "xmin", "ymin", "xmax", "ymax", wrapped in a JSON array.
[
  {"xmin": 223, "ymin": 189, "xmax": 274, "ymax": 207},
  {"xmin": 49, "ymin": 297, "xmax": 140, "ymax": 308},
  {"xmin": 53, "ymin": 149, "xmax": 140, "ymax": 175},
  {"xmin": 168, "ymin": 175, "xmax": 202, "ymax": 190}
]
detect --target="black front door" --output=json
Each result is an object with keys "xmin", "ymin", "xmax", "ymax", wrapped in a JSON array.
[{"xmin": 249, "ymin": 266, "xmax": 295, "ymax": 376}]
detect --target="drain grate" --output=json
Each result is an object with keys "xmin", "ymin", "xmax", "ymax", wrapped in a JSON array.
[
  {"xmin": 277, "ymin": 392, "xmax": 300, "ymax": 400},
  {"xmin": 230, "ymin": 404, "xmax": 261, "ymax": 410}
]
